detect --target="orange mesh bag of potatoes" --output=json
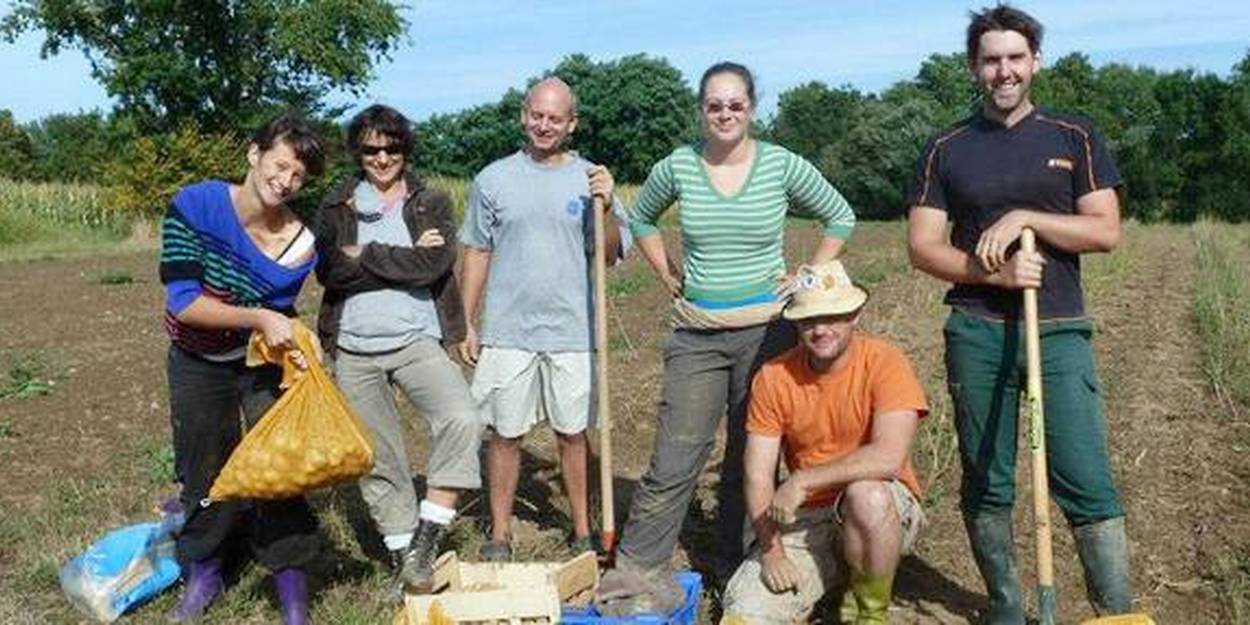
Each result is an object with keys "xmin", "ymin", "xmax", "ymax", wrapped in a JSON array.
[{"xmin": 209, "ymin": 320, "xmax": 374, "ymax": 501}]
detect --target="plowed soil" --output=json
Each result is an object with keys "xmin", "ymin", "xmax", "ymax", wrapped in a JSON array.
[{"xmin": 1, "ymin": 222, "xmax": 1245, "ymax": 623}]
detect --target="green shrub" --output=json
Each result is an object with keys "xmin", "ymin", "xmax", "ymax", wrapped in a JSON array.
[{"xmin": 100, "ymin": 123, "xmax": 245, "ymax": 221}]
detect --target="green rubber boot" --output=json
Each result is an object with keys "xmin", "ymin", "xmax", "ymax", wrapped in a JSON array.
[
  {"xmin": 1074, "ymin": 516, "xmax": 1132, "ymax": 615},
  {"xmin": 964, "ymin": 510, "xmax": 1026, "ymax": 625},
  {"xmin": 848, "ymin": 572, "xmax": 892, "ymax": 624},
  {"xmin": 837, "ymin": 586, "xmax": 858, "ymax": 624}
]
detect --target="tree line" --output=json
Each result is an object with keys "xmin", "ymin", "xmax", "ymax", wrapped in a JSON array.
[{"xmin": 1, "ymin": 1, "xmax": 1248, "ymax": 221}]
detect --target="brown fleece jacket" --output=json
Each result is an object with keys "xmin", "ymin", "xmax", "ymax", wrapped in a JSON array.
[{"xmin": 312, "ymin": 171, "xmax": 466, "ymax": 356}]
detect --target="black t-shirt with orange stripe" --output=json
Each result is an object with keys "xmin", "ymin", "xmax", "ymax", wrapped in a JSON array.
[{"xmin": 906, "ymin": 107, "xmax": 1121, "ymax": 321}]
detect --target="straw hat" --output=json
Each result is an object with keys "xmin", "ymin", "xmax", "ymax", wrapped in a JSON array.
[{"xmin": 782, "ymin": 260, "xmax": 868, "ymax": 320}]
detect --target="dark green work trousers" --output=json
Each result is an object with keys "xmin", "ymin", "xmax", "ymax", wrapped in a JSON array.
[{"xmin": 944, "ymin": 309, "xmax": 1123, "ymax": 526}]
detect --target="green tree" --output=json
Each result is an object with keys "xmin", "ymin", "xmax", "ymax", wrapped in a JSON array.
[
  {"xmin": 1087, "ymin": 64, "xmax": 1162, "ymax": 221},
  {"xmin": 413, "ymin": 53, "xmax": 697, "ymax": 184},
  {"xmin": 914, "ymin": 52, "xmax": 978, "ymax": 122},
  {"xmin": 553, "ymin": 53, "xmax": 698, "ymax": 183},
  {"xmin": 2, "ymin": 0, "xmax": 406, "ymax": 132},
  {"xmin": 412, "ymin": 91, "xmax": 525, "ymax": 180},
  {"xmin": 770, "ymin": 81, "xmax": 864, "ymax": 164},
  {"xmin": 0, "ymin": 110, "xmax": 35, "ymax": 179},
  {"xmin": 23, "ymin": 111, "xmax": 136, "ymax": 183},
  {"xmin": 1213, "ymin": 51, "xmax": 1250, "ymax": 221},
  {"xmin": 821, "ymin": 86, "xmax": 945, "ymax": 218},
  {"xmin": 1034, "ymin": 52, "xmax": 1096, "ymax": 113}
]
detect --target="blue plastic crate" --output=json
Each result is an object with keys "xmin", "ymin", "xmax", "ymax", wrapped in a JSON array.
[{"xmin": 561, "ymin": 570, "xmax": 702, "ymax": 624}]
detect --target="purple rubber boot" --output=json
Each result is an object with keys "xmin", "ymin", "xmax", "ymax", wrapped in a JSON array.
[
  {"xmin": 167, "ymin": 558, "xmax": 223, "ymax": 623},
  {"xmin": 274, "ymin": 568, "xmax": 310, "ymax": 625}
]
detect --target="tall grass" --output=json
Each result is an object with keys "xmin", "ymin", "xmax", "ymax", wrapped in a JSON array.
[
  {"xmin": 1193, "ymin": 220, "xmax": 1250, "ymax": 625},
  {"xmin": 1193, "ymin": 221, "xmax": 1250, "ymax": 412},
  {"xmin": 0, "ymin": 178, "xmax": 131, "ymax": 258}
]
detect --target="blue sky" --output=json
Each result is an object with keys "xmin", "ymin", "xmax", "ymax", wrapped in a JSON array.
[{"xmin": 1, "ymin": 0, "xmax": 1247, "ymax": 124}]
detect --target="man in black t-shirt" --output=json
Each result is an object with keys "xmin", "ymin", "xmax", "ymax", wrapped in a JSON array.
[{"xmin": 907, "ymin": 5, "xmax": 1132, "ymax": 623}]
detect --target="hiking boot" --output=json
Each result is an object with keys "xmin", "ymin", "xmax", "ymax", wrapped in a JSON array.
[
  {"xmin": 400, "ymin": 520, "xmax": 447, "ymax": 593},
  {"xmin": 273, "ymin": 567, "xmax": 309, "ymax": 625},
  {"xmin": 594, "ymin": 561, "xmax": 685, "ymax": 617},
  {"xmin": 964, "ymin": 510, "xmax": 1025, "ymax": 625},
  {"xmin": 1074, "ymin": 516, "xmax": 1132, "ymax": 615},
  {"xmin": 479, "ymin": 539, "xmax": 512, "ymax": 562},
  {"xmin": 383, "ymin": 549, "xmax": 407, "ymax": 603},
  {"xmin": 167, "ymin": 558, "xmax": 224, "ymax": 623}
]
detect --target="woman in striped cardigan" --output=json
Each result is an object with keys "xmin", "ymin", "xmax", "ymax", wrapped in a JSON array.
[{"xmin": 158, "ymin": 113, "xmax": 324, "ymax": 625}]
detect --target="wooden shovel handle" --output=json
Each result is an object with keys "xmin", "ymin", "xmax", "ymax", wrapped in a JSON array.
[
  {"xmin": 1022, "ymin": 228, "xmax": 1056, "ymax": 622},
  {"xmin": 591, "ymin": 196, "xmax": 615, "ymax": 557}
]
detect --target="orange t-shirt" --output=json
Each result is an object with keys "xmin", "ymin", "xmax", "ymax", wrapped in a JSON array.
[{"xmin": 747, "ymin": 333, "xmax": 929, "ymax": 508}]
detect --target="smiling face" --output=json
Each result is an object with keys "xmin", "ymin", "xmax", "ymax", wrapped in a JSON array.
[
  {"xmin": 972, "ymin": 29, "xmax": 1040, "ymax": 119},
  {"xmin": 521, "ymin": 80, "xmax": 577, "ymax": 160},
  {"xmin": 700, "ymin": 71, "xmax": 754, "ymax": 146},
  {"xmin": 797, "ymin": 310, "xmax": 860, "ymax": 372},
  {"xmin": 358, "ymin": 130, "xmax": 405, "ymax": 190},
  {"xmin": 245, "ymin": 139, "xmax": 308, "ymax": 209}
]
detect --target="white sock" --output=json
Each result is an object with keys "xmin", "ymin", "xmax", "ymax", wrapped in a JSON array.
[
  {"xmin": 383, "ymin": 532, "xmax": 414, "ymax": 551},
  {"xmin": 419, "ymin": 499, "xmax": 456, "ymax": 526}
]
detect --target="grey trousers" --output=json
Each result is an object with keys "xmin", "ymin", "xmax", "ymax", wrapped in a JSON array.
[
  {"xmin": 616, "ymin": 321, "xmax": 794, "ymax": 576},
  {"xmin": 334, "ymin": 338, "xmax": 483, "ymax": 537}
]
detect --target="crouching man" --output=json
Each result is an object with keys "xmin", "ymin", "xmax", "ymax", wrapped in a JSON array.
[{"xmin": 720, "ymin": 261, "xmax": 927, "ymax": 624}]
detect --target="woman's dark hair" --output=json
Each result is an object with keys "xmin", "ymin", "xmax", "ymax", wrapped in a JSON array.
[
  {"xmin": 966, "ymin": 4, "xmax": 1044, "ymax": 61},
  {"xmin": 251, "ymin": 112, "xmax": 325, "ymax": 177},
  {"xmin": 698, "ymin": 62, "xmax": 757, "ymax": 106},
  {"xmin": 347, "ymin": 104, "xmax": 414, "ymax": 159}
]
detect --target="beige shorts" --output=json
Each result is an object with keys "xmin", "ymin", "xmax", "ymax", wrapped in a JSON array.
[
  {"xmin": 469, "ymin": 347, "xmax": 594, "ymax": 438},
  {"xmin": 721, "ymin": 479, "xmax": 926, "ymax": 624}
]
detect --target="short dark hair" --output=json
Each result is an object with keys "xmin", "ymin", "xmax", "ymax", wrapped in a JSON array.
[
  {"xmin": 347, "ymin": 104, "xmax": 414, "ymax": 159},
  {"xmin": 966, "ymin": 4, "xmax": 1044, "ymax": 61},
  {"xmin": 251, "ymin": 112, "xmax": 325, "ymax": 177},
  {"xmin": 699, "ymin": 61, "xmax": 757, "ymax": 107}
]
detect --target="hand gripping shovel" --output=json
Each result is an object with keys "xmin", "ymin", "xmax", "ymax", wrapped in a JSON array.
[
  {"xmin": 591, "ymin": 195, "xmax": 616, "ymax": 562},
  {"xmin": 1021, "ymin": 228, "xmax": 1057, "ymax": 624}
]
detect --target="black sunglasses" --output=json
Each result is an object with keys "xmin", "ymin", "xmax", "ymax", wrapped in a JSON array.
[{"xmin": 360, "ymin": 144, "xmax": 405, "ymax": 157}]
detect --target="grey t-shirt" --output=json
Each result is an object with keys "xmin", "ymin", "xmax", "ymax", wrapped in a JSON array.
[
  {"xmin": 460, "ymin": 150, "xmax": 629, "ymax": 352},
  {"xmin": 338, "ymin": 181, "xmax": 442, "ymax": 353}
]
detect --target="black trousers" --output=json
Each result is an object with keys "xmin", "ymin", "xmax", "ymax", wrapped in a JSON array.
[{"xmin": 167, "ymin": 345, "xmax": 318, "ymax": 570}]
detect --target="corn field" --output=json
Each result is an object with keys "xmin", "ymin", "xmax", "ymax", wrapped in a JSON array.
[{"xmin": 0, "ymin": 179, "xmax": 124, "ymax": 250}]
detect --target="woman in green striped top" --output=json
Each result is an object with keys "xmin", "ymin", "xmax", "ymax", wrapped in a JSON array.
[{"xmin": 610, "ymin": 62, "xmax": 857, "ymax": 591}]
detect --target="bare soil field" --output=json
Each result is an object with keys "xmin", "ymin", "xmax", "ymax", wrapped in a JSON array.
[{"xmin": 0, "ymin": 222, "xmax": 1246, "ymax": 623}]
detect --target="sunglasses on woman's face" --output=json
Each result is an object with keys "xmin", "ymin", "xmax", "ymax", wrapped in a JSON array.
[
  {"xmin": 702, "ymin": 100, "xmax": 750, "ymax": 115},
  {"xmin": 360, "ymin": 144, "xmax": 404, "ymax": 157}
]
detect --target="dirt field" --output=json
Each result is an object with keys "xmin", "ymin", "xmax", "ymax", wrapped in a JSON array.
[{"xmin": 0, "ymin": 222, "xmax": 1246, "ymax": 624}]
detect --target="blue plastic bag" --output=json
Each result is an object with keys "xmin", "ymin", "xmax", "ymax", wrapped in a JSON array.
[{"xmin": 59, "ymin": 511, "xmax": 183, "ymax": 622}]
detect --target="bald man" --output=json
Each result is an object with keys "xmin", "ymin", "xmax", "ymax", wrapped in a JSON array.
[{"xmin": 458, "ymin": 78, "xmax": 629, "ymax": 560}]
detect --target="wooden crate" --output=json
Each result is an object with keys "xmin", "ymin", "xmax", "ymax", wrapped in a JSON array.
[{"xmin": 394, "ymin": 550, "xmax": 599, "ymax": 625}]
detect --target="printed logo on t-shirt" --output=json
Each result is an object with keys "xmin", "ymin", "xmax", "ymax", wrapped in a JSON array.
[
  {"xmin": 565, "ymin": 197, "xmax": 584, "ymax": 217},
  {"xmin": 1046, "ymin": 157, "xmax": 1074, "ymax": 171}
]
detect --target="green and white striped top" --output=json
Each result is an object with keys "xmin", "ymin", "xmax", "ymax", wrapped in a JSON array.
[{"xmin": 629, "ymin": 141, "xmax": 855, "ymax": 305}]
